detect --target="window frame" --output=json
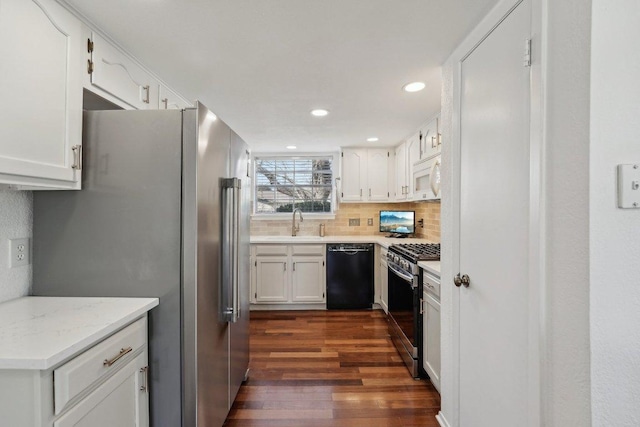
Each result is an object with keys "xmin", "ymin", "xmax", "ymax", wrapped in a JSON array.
[{"xmin": 251, "ymin": 152, "xmax": 338, "ymax": 219}]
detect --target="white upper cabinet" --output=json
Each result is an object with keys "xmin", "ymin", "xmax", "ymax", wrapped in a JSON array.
[
  {"xmin": 406, "ymin": 134, "xmax": 421, "ymax": 199},
  {"xmin": 366, "ymin": 149, "xmax": 390, "ymax": 201},
  {"xmin": 420, "ymin": 115, "xmax": 442, "ymax": 161},
  {"xmin": 159, "ymin": 84, "xmax": 192, "ymax": 110},
  {"xmin": 395, "ymin": 143, "xmax": 408, "ymax": 200},
  {"xmin": 0, "ymin": 0, "xmax": 83, "ymax": 189},
  {"xmin": 88, "ymin": 32, "xmax": 159, "ymax": 110},
  {"xmin": 340, "ymin": 148, "xmax": 391, "ymax": 202},
  {"xmin": 340, "ymin": 149, "xmax": 367, "ymax": 201}
]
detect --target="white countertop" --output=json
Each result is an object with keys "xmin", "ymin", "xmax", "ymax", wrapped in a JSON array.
[
  {"xmin": 418, "ymin": 260, "xmax": 441, "ymax": 277},
  {"xmin": 0, "ymin": 297, "xmax": 158, "ymax": 370},
  {"xmin": 250, "ymin": 235, "xmax": 436, "ymax": 249}
]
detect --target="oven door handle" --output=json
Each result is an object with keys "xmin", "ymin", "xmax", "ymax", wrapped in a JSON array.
[{"xmin": 388, "ymin": 263, "xmax": 415, "ymax": 284}]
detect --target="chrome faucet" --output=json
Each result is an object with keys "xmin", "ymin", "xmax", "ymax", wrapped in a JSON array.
[{"xmin": 292, "ymin": 208, "xmax": 304, "ymax": 236}]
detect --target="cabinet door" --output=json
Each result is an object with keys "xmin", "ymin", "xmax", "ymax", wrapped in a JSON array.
[
  {"xmin": 421, "ymin": 116, "xmax": 442, "ymax": 160},
  {"xmin": 366, "ymin": 149, "xmax": 389, "ymax": 201},
  {"xmin": 422, "ymin": 292, "xmax": 441, "ymax": 392},
  {"xmin": 158, "ymin": 84, "xmax": 192, "ymax": 110},
  {"xmin": 406, "ymin": 135, "xmax": 421, "ymax": 199},
  {"xmin": 291, "ymin": 257, "xmax": 325, "ymax": 302},
  {"xmin": 0, "ymin": 0, "xmax": 82, "ymax": 188},
  {"xmin": 380, "ymin": 258, "xmax": 388, "ymax": 314},
  {"xmin": 340, "ymin": 149, "xmax": 366, "ymax": 202},
  {"xmin": 90, "ymin": 33, "xmax": 158, "ymax": 110},
  {"xmin": 395, "ymin": 143, "xmax": 407, "ymax": 200},
  {"xmin": 255, "ymin": 257, "xmax": 289, "ymax": 303},
  {"xmin": 54, "ymin": 351, "xmax": 149, "ymax": 427}
]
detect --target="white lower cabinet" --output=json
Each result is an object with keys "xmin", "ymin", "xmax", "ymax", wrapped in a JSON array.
[
  {"xmin": 0, "ymin": 317, "xmax": 149, "ymax": 427},
  {"xmin": 422, "ymin": 272, "xmax": 441, "ymax": 392},
  {"xmin": 252, "ymin": 244, "xmax": 326, "ymax": 306},
  {"xmin": 379, "ymin": 247, "xmax": 389, "ymax": 314},
  {"xmin": 55, "ymin": 351, "xmax": 148, "ymax": 427},
  {"xmin": 291, "ymin": 257, "xmax": 325, "ymax": 302},
  {"xmin": 255, "ymin": 256, "xmax": 289, "ymax": 303}
]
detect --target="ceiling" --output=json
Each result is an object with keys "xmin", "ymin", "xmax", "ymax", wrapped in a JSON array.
[{"xmin": 64, "ymin": 0, "xmax": 498, "ymax": 152}]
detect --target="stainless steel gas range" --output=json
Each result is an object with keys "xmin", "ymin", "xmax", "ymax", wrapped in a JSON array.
[{"xmin": 386, "ymin": 243, "xmax": 440, "ymax": 377}]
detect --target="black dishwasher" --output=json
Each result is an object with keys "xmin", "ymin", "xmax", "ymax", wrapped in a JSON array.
[{"xmin": 326, "ymin": 244, "xmax": 374, "ymax": 309}]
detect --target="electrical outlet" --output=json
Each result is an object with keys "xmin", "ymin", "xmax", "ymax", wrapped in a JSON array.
[
  {"xmin": 10, "ymin": 238, "xmax": 30, "ymax": 268},
  {"xmin": 367, "ymin": 218, "xmax": 373, "ymax": 226},
  {"xmin": 348, "ymin": 218, "xmax": 360, "ymax": 226}
]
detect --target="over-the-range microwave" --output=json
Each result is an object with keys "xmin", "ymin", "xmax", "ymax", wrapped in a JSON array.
[{"xmin": 412, "ymin": 155, "xmax": 441, "ymax": 201}]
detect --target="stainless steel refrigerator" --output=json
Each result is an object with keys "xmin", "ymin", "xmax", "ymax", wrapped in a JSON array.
[{"xmin": 32, "ymin": 102, "xmax": 251, "ymax": 427}]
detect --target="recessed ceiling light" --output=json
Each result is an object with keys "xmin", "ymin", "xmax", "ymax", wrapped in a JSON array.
[
  {"xmin": 403, "ymin": 82, "xmax": 426, "ymax": 93},
  {"xmin": 310, "ymin": 109, "xmax": 329, "ymax": 117},
  {"xmin": 286, "ymin": 145, "xmax": 297, "ymax": 150},
  {"xmin": 367, "ymin": 137, "xmax": 379, "ymax": 142}
]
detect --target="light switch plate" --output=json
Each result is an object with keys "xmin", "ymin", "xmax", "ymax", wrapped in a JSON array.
[{"xmin": 618, "ymin": 164, "xmax": 640, "ymax": 208}]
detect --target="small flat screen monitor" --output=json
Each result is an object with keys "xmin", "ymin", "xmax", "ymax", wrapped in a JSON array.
[{"xmin": 379, "ymin": 210, "xmax": 415, "ymax": 235}]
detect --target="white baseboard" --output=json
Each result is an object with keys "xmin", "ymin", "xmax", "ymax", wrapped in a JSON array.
[{"xmin": 436, "ymin": 411, "xmax": 451, "ymax": 427}]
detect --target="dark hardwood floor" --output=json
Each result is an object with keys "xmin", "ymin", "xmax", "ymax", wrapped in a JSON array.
[{"xmin": 224, "ymin": 310, "xmax": 441, "ymax": 427}]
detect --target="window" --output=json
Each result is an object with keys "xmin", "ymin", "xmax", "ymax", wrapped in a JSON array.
[{"xmin": 254, "ymin": 156, "xmax": 334, "ymax": 215}]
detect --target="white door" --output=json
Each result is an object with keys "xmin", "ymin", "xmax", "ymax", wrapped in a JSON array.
[
  {"xmin": 458, "ymin": 1, "xmax": 531, "ymax": 425},
  {"xmin": 367, "ymin": 149, "xmax": 389, "ymax": 201},
  {"xmin": 340, "ymin": 149, "xmax": 366, "ymax": 201},
  {"xmin": 291, "ymin": 257, "xmax": 325, "ymax": 302}
]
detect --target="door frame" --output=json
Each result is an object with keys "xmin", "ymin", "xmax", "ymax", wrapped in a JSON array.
[{"xmin": 440, "ymin": 0, "xmax": 544, "ymax": 425}]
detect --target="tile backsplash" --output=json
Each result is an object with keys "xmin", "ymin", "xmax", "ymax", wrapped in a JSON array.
[{"xmin": 251, "ymin": 201, "xmax": 441, "ymax": 242}]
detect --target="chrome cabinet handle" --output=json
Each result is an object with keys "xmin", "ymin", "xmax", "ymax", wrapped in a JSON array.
[
  {"xmin": 369, "ymin": 188, "xmax": 372, "ymax": 197},
  {"xmin": 293, "ymin": 262, "xmax": 296, "ymax": 271},
  {"xmin": 162, "ymin": 98, "xmax": 168, "ymax": 109},
  {"xmin": 72, "ymin": 145, "xmax": 82, "ymax": 170},
  {"xmin": 142, "ymin": 85, "xmax": 150, "ymax": 104},
  {"xmin": 419, "ymin": 298, "xmax": 425, "ymax": 315},
  {"xmin": 284, "ymin": 262, "xmax": 286, "ymax": 271},
  {"xmin": 360, "ymin": 189, "xmax": 363, "ymax": 197},
  {"xmin": 140, "ymin": 366, "xmax": 148, "ymax": 391},
  {"xmin": 103, "ymin": 347, "xmax": 132, "ymax": 367}
]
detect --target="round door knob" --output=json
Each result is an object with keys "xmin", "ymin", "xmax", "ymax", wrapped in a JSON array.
[
  {"xmin": 454, "ymin": 274, "xmax": 463, "ymax": 287},
  {"xmin": 461, "ymin": 274, "xmax": 471, "ymax": 288}
]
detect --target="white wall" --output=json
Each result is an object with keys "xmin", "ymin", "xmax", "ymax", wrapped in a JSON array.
[
  {"xmin": 542, "ymin": 0, "xmax": 592, "ymax": 425},
  {"xmin": 590, "ymin": 2, "xmax": 640, "ymax": 426},
  {"xmin": 0, "ymin": 191, "xmax": 32, "ymax": 303}
]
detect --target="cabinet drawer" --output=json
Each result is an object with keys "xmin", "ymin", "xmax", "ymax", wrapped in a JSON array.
[
  {"xmin": 291, "ymin": 245, "xmax": 324, "ymax": 256},
  {"xmin": 423, "ymin": 272, "xmax": 440, "ymax": 299},
  {"xmin": 54, "ymin": 317, "xmax": 147, "ymax": 414},
  {"xmin": 255, "ymin": 245, "xmax": 288, "ymax": 256}
]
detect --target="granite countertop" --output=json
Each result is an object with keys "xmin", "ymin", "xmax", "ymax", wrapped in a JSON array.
[
  {"xmin": 250, "ymin": 235, "xmax": 436, "ymax": 249},
  {"xmin": 418, "ymin": 261, "xmax": 441, "ymax": 277},
  {"xmin": 0, "ymin": 296, "xmax": 158, "ymax": 370}
]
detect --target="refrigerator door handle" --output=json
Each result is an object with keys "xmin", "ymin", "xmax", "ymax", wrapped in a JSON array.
[{"xmin": 221, "ymin": 177, "xmax": 241, "ymax": 323}]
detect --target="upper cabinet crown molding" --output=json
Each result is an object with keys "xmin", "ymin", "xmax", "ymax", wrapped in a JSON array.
[{"xmin": 0, "ymin": 0, "xmax": 83, "ymax": 189}]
